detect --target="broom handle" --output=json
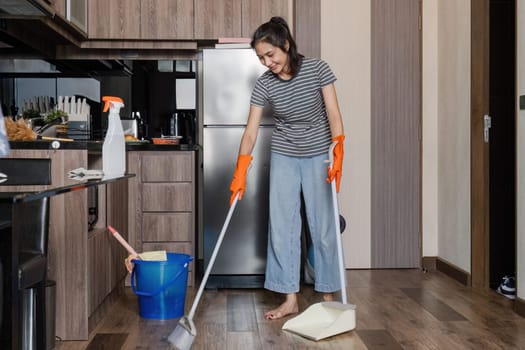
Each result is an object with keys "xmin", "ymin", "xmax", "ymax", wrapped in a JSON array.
[
  {"xmin": 187, "ymin": 193, "xmax": 239, "ymax": 320},
  {"xmin": 328, "ymin": 142, "xmax": 348, "ymax": 304},
  {"xmin": 108, "ymin": 225, "xmax": 139, "ymax": 256}
]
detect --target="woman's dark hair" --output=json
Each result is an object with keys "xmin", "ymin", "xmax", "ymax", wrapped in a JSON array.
[{"xmin": 251, "ymin": 16, "xmax": 303, "ymax": 76}]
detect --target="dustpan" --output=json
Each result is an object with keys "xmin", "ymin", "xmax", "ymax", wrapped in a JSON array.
[
  {"xmin": 282, "ymin": 302, "xmax": 356, "ymax": 340},
  {"xmin": 282, "ymin": 141, "xmax": 356, "ymax": 341}
]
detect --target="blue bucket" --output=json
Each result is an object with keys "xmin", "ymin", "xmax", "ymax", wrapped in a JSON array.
[{"xmin": 130, "ymin": 252, "xmax": 193, "ymax": 319}]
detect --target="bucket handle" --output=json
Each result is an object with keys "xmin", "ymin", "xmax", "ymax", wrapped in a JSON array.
[{"xmin": 131, "ymin": 262, "xmax": 188, "ymax": 297}]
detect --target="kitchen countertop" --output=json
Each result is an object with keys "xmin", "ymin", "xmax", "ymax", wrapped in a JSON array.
[
  {"xmin": 8, "ymin": 140, "xmax": 200, "ymax": 152},
  {"xmin": 0, "ymin": 173, "xmax": 135, "ymax": 203}
]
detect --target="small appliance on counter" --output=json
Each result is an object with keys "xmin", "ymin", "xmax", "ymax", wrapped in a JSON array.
[
  {"xmin": 121, "ymin": 111, "xmax": 146, "ymax": 140},
  {"xmin": 121, "ymin": 118, "xmax": 138, "ymax": 138},
  {"xmin": 167, "ymin": 110, "xmax": 196, "ymax": 145}
]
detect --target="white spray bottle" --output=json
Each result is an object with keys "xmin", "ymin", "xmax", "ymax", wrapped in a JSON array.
[{"xmin": 102, "ymin": 96, "xmax": 126, "ymax": 177}]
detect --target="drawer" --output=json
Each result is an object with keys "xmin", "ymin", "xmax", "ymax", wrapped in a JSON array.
[
  {"xmin": 141, "ymin": 153, "xmax": 193, "ymax": 182},
  {"xmin": 142, "ymin": 213, "xmax": 193, "ymax": 242},
  {"xmin": 142, "ymin": 183, "xmax": 193, "ymax": 211},
  {"xmin": 141, "ymin": 242, "xmax": 194, "ymax": 286}
]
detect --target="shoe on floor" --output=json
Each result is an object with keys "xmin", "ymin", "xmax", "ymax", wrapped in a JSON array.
[{"xmin": 497, "ymin": 275, "xmax": 516, "ymax": 300}]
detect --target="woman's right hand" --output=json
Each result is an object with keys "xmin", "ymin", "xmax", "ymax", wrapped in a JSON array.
[{"xmin": 229, "ymin": 154, "xmax": 253, "ymax": 206}]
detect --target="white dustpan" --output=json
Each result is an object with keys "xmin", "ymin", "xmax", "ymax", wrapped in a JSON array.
[
  {"xmin": 282, "ymin": 302, "xmax": 356, "ymax": 341},
  {"xmin": 282, "ymin": 141, "xmax": 356, "ymax": 341}
]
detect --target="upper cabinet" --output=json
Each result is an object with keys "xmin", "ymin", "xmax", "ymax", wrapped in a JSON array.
[
  {"xmin": 67, "ymin": 0, "xmax": 88, "ymax": 33},
  {"xmin": 140, "ymin": 0, "xmax": 194, "ymax": 39},
  {"xmin": 88, "ymin": 0, "xmax": 141, "ymax": 39},
  {"xmin": 241, "ymin": 0, "xmax": 293, "ymax": 38},
  {"xmin": 88, "ymin": 0, "xmax": 193, "ymax": 40},
  {"xmin": 194, "ymin": 0, "xmax": 242, "ymax": 39},
  {"xmin": 87, "ymin": 0, "xmax": 292, "ymax": 41},
  {"xmin": 194, "ymin": 0, "xmax": 292, "ymax": 40}
]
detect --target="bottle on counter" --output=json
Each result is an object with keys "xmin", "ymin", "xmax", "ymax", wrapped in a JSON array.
[{"xmin": 102, "ymin": 96, "xmax": 125, "ymax": 177}]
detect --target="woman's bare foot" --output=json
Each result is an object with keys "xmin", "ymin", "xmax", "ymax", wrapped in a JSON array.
[
  {"xmin": 323, "ymin": 292, "xmax": 335, "ymax": 302},
  {"xmin": 265, "ymin": 293, "xmax": 299, "ymax": 320}
]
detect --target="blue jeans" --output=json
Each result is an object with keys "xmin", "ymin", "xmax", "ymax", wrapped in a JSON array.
[{"xmin": 264, "ymin": 152, "xmax": 341, "ymax": 294}]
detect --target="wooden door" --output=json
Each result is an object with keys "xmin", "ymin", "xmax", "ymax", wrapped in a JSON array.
[
  {"xmin": 371, "ymin": 0, "xmax": 421, "ymax": 268},
  {"xmin": 470, "ymin": 0, "xmax": 490, "ymax": 289},
  {"xmin": 194, "ymin": 0, "xmax": 242, "ymax": 39}
]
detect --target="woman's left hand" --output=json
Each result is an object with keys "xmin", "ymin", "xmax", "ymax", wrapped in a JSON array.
[{"xmin": 327, "ymin": 134, "xmax": 345, "ymax": 192}]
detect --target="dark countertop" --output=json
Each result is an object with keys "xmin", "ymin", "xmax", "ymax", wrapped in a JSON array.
[{"xmin": 8, "ymin": 140, "xmax": 200, "ymax": 152}]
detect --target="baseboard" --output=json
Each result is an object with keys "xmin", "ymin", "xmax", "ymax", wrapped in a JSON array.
[
  {"xmin": 515, "ymin": 296, "xmax": 525, "ymax": 318},
  {"xmin": 422, "ymin": 256, "xmax": 437, "ymax": 271},
  {"xmin": 436, "ymin": 257, "xmax": 471, "ymax": 286}
]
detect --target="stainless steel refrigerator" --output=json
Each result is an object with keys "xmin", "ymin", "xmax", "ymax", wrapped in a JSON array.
[{"xmin": 202, "ymin": 48, "xmax": 273, "ymax": 288}]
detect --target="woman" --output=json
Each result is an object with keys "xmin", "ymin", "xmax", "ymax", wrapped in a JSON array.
[{"xmin": 229, "ymin": 16, "xmax": 345, "ymax": 320}]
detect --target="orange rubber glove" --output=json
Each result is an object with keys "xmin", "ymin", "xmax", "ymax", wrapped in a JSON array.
[
  {"xmin": 327, "ymin": 134, "xmax": 345, "ymax": 192},
  {"xmin": 229, "ymin": 154, "xmax": 253, "ymax": 206}
]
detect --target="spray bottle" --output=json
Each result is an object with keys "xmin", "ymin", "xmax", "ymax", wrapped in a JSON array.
[{"xmin": 102, "ymin": 96, "xmax": 125, "ymax": 177}]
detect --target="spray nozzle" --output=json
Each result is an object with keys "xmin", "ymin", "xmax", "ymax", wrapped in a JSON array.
[{"xmin": 102, "ymin": 96, "xmax": 124, "ymax": 112}]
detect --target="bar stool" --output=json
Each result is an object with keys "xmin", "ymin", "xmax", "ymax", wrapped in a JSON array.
[
  {"xmin": 0, "ymin": 219, "xmax": 11, "ymax": 345},
  {"xmin": 14, "ymin": 198, "xmax": 51, "ymax": 350},
  {"xmin": 0, "ymin": 258, "xmax": 3, "ymax": 331}
]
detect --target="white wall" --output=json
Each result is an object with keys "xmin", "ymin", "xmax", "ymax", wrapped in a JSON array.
[
  {"xmin": 422, "ymin": 0, "xmax": 439, "ymax": 257},
  {"xmin": 516, "ymin": 0, "xmax": 525, "ymax": 300},
  {"xmin": 436, "ymin": 0, "xmax": 471, "ymax": 272},
  {"xmin": 321, "ymin": 0, "xmax": 371, "ymax": 268}
]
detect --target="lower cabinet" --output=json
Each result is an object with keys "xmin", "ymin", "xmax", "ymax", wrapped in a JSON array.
[
  {"xmin": 127, "ymin": 151, "xmax": 196, "ymax": 286},
  {"xmin": 1, "ymin": 149, "xmax": 128, "ymax": 340}
]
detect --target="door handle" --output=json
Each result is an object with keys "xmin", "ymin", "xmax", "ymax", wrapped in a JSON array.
[{"xmin": 484, "ymin": 114, "xmax": 492, "ymax": 143}]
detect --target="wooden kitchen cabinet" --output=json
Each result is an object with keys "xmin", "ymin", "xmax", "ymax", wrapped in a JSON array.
[
  {"xmin": 194, "ymin": 0, "xmax": 292, "ymax": 40},
  {"xmin": 87, "ymin": 0, "xmax": 293, "ymax": 40},
  {"xmin": 88, "ymin": 0, "xmax": 141, "ymax": 39},
  {"xmin": 140, "ymin": 0, "xmax": 194, "ymax": 39},
  {"xmin": 88, "ymin": 0, "xmax": 193, "ymax": 39},
  {"xmin": 241, "ymin": 0, "xmax": 293, "ymax": 37},
  {"xmin": 67, "ymin": 0, "xmax": 88, "ymax": 33},
  {"xmin": 0, "ymin": 149, "xmax": 128, "ymax": 340},
  {"xmin": 127, "ymin": 151, "xmax": 196, "ymax": 286},
  {"xmin": 194, "ymin": 0, "xmax": 242, "ymax": 39},
  {"xmin": 52, "ymin": 0, "xmax": 66, "ymax": 17}
]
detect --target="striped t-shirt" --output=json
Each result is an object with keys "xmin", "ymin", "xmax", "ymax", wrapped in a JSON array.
[{"xmin": 250, "ymin": 57, "xmax": 337, "ymax": 157}]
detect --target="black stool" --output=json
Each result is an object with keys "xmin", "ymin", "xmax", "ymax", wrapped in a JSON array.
[{"xmin": 14, "ymin": 198, "xmax": 52, "ymax": 350}]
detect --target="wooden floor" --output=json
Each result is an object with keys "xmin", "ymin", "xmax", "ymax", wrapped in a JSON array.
[{"xmin": 56, "ymin": 269, "xmax": 525, "ymax": 350}]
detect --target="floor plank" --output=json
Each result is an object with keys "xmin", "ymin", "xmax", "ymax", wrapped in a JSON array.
[
  {"xmin": 401, "ymin": 287, "xmax": 468, "ymax": 321},
  {"xmin": 227, "ymin": 294, "xmax": 258, "ymax": 332},
  {"xmin": 356, "ymin": 329, "xmax": 404, "ymax": 350},
  {"xmin": 85, "ymin": 333, "xmax": 128, "ymax": 350}
]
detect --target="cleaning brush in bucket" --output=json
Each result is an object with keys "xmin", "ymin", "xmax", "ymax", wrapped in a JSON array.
[{"xmin": 107, "ymin": 225, "xmax": 167, "ymax": 261}]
